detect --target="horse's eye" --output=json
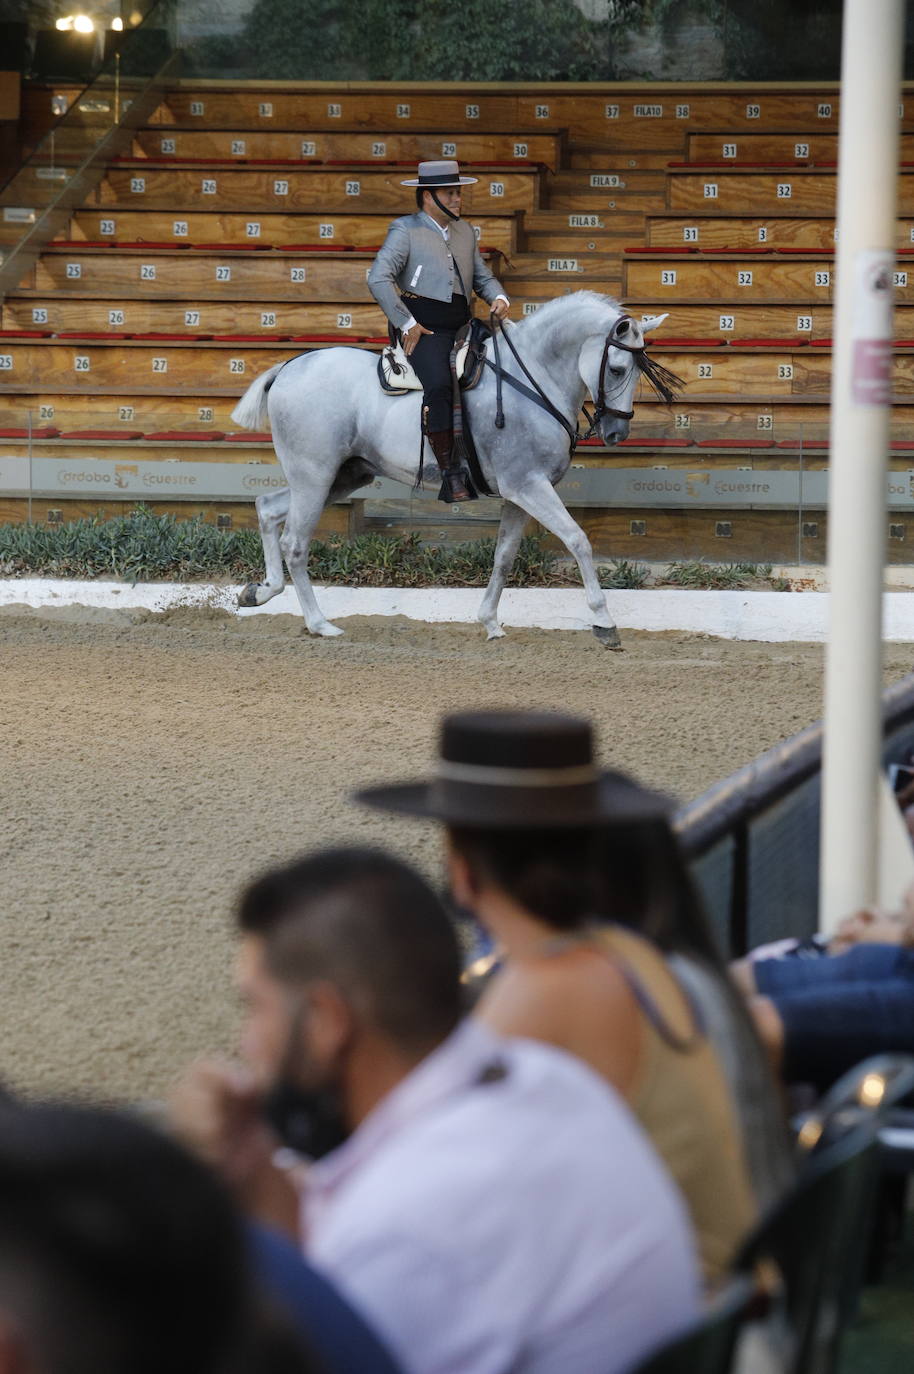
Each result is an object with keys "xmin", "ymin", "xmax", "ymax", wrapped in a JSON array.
[{"xmin": 609, "ymin": 365, "xmax": 626, "ymax": 379}]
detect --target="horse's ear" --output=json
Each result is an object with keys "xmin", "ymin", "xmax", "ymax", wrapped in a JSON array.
[{"xmin": 640, "ymin": 312, "xmax": 669, "ymax": 335}]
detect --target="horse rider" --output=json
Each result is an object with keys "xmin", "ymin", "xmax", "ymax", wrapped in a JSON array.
[{"xmin": 367, "ymin": 160, "xmax": 510, "ymax": 503}]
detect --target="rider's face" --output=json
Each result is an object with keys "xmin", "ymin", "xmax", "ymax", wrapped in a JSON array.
[{"xmin": 425, "ymin": 187, "xmax": 462, "ymax": 220}]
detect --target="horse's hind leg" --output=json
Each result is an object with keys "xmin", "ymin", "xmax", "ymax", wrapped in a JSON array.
[
  {"xmin": 238, "ymin": 487, "xmax": 290, "ymax": 608},
  {"xmin": 477, "ymin": 501, "xmax": 529, "ymax": 640},
  {"xmin": 509, "ymin": 480, "xmax": 622, "ymax": 650},
  {"xmin": 281, "ymin": 479, "xmax": 352, "ymax": 638}
]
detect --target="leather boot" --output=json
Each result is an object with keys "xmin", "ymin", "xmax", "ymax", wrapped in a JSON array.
[{"xmin": 427, "ymin": 429, "xmax": 477, "ymax": 503}]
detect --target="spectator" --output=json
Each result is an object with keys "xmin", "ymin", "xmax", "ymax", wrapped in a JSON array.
[
  {"xmin": 0, "ymin": 1101, "xmax": 320, "ymax": 1374},
  {"xmin": 356, "ymin": 709, "xmax": 791, "ymax": 1283},
  {"xmin": 173, "ymin": 847, "xmax": 699, "ymax": 1374},
  {"xmin": 736, "ymin": 930, "xmax": 914, "ymax": 1091}
]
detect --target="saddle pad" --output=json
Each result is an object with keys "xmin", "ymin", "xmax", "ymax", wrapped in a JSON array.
[{"xmin": 379, "ymin": 340, "xmax": 471, "ymax": 395}]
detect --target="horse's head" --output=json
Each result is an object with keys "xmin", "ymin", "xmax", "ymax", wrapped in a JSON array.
[{"xmin": 578, "ymin": 311, "xmax": 682, "ymax": 445}]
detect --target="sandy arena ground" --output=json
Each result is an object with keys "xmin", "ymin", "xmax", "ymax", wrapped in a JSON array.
[{"xmin": 2, "ymin": 602, "xmax": 913, "ymax": 1103}]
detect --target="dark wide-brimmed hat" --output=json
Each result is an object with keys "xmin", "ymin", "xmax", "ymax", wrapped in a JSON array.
[
  {"xmin": 353, "ymin": 710, "xmax": 674, "ymax": 829},
  {"xmin": 401, "ymin": 158, "xmax": 478, "ymax": 188}
]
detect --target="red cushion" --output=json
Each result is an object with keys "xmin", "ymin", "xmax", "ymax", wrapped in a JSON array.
[
  {"xmin": 190, "ymin": 242, "xmax": 272, "ymax": 251},
  {"xmin": 211, "ymin": 333, "xmax": 292, "ymax": 342},
  {"xmin": 703, "ymin": 247, "xmax": 773, "ymax": 255},
  {"xmin": 121, "ymin": 241, "xmax": 193, "ymax": 249},
  {"xmin": 776, "ymin": 439, "xmax": 829, "ymax": 448},
  {"xmin": 0, "ymin": 426, "xmax": 60, "ymax": 438},
  {"xmin": 57, "ymin": 332, "xmax": 129, "ymax": 339},
  {"xmin": 224, "ymin": 431, "xmax": 272, "ymax": 442},
  {"xmin": 142, "ymin": 430, "xmax": 226, "ymax": 441},
  {"xmin": 289, "ymin": 333, "xmax": 352, "ymax": 342},
  {"xmin": 728, "ymin": 338, "xmax": 808, "ymax": 347},
  {"xmin": 776, "ymin": 246, "xmax": 834, "ymax": 255},
  {"xmin": 127, "ymin": 332, "xmax": 213, "ymax": 341},
  {"xmin": 0, "ymin": 329, "xmax": 53, "ymax": 337},
  {"xmin": 660, "ymin": 337, "xmax": 725, "ymax": 347},
  {"xmin": 810, "ymin": 338, "xmax": 833, "ymax": 347},
  {"xmin": 283, "ymin": 244, "xmax": 356, "ymax": 252},
  {"xmin": 697, "ymin": 438, "xmax": 776, "ymax": 448},
  {"xmin": 890, "ymin": 441, "xmax": 914, "ymax": 450},
  {"xmin": 617, "ymin": 436, "xmax": 694, "ymax": 447},
  {"xmin": 624, "ymin": 245, "xmax": 694, "ymax": 255},
  {"xmin": 58, "ymin": 429, "xmax": 145, "ymax": 440}
]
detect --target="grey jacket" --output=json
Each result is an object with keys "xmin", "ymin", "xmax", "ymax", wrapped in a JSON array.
[{"xmin": 367, "ymin": 212, "xmax": 506, "ymax": 330}]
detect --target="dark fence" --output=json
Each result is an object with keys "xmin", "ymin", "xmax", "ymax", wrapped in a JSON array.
[{"xmin": 676, "ymin": 672, "xmax": 914, "ymax": 958}]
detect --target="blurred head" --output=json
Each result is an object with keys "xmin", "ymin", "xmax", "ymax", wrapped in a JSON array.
[
  {"xmin": 448, "ymin": 815, "xmax": 721, "ymax": 961},
  {"xmin": 236, "ymin": 848, "xmax": 463, "ymax": 1144},
  {"xmin": 0, "ymin": 1103, "xmax": 249, "ymax": 1374}
]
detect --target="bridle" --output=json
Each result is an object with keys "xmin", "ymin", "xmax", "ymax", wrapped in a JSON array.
[
  {"xmin": 580, "ymin": 318, "xmax": 648, "ymax": 439},
  {"xmin": 487, "ymin": 312, "xmax": 649, "ymax": 453}
]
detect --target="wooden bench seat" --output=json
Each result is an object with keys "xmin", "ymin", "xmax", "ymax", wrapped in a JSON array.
[
  {"xmin": 67, "ymin": 209, "xmax": 519, "ymax": 254},
  {"xmin": 23, "ymin": 247, "xmax": 420, "ymax": 302},
  {"xmin": 94, "ymin": 165, "xmax": 544, "ymax": 214},
  {"xmin": 667, "ymin": 167, "xmax": 914, "ymax": 216},
  {"xmin": 148, "ymin": 85, "xmax": 867, "ymax": 149},
  {"xmin": 0, "ymin": 335, "xmax": 909, "ymax": 399},
  {"xmin": 686, "ymin": 129, "xmax": 914, "ymax": 166},
  {"xmin": 131, "ymin": 128, "xmax": 565, "ymax": 170},
  {"xmin": 622, "ymin": 254, "xmax": 864, "ymax": 305},
  {"xmin": 618, "ymin": 302, "xmax": 846, "ymax": 339},
  {"xmin": 1, "ymin": 299, "xmax": 386, "ymax": 336},
  {"xmin": 0, "ymin": 393, "xmax": 266, "ymax": 433},
  {"xmin": 521, "ymin": 208, "xmax": 644, "ymax": 254}
]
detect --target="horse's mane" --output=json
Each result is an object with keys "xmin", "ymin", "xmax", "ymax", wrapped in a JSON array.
[{"xmin": 513, "ymin": 291, "xmax": 683, "ymax": 404}]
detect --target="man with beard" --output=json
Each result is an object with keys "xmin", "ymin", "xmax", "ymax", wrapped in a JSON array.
[{"xmin": 171, "ymin": 847, "xmax": 698, "ymax": 1374}]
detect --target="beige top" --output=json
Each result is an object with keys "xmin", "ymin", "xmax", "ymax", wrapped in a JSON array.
[{"xmin": 593, "ymin": 925, "xmax": 758, "ymax": 1283}]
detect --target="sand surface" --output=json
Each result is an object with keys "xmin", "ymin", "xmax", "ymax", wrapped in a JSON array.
[{"xmin": 2, "ymin": 603, "xmax": 912, "ymax": 1102}]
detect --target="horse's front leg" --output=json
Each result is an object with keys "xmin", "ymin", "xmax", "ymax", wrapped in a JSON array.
[
  {"xmin": 477, "ymin": 501, "xmax": 529, "ymax": 640},
  {"xmin": 238, "ymin": 487, "xmax": 290, "ymax": 608},
  {"xmin": 508, "ymin": 479, "xmax": 622, "ymax": 650}
]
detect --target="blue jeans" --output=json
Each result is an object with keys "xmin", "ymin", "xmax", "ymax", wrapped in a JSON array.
[{"xmin": 754, "ymin": 944, "xmax": 914, "ymax": 1087}]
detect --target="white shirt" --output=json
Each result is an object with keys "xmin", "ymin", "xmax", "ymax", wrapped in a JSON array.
[
  {"xmin": 303, "ymin": 1020, "xmax": 699, "ymax": 1374},
  {"xmin": 400, "ymin": 212, "xmax": 509, "ymax": 333}
]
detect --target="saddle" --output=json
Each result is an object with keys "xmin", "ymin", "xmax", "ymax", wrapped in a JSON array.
[{"xmin": 378, "ymin": 317, "xmax": 491, "ymax": 395}]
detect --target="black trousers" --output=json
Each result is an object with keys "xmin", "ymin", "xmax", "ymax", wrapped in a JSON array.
[{"xmin": 404, "ymin": 292, "xmax": 470, "ymax": 431}]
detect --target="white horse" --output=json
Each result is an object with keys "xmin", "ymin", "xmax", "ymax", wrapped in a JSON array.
[{"xmin": 230, "ymin": 291, "xmax": 679, "ymax": 647}]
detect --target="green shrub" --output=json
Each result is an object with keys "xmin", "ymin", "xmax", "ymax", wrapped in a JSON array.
[{"xmin": 0, "ymin": 508, "xmax": 564, "ymax": 588}]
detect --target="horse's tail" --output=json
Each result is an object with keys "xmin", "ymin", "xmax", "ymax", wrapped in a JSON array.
[{"xmin": 230, "ymin": 362, "xmax": 285, "ymax": 430}]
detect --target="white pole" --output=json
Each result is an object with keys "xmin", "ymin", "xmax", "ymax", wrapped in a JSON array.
[{"xmin": 819, "ymin": 0, "xmax": 905, "ymax": 933}]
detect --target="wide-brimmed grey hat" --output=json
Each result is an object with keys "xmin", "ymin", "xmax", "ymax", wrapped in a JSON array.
[
  {"xmin": 401, "ymin": 159, "xmax": 478, "ymax": 187},
  {"xmin": 353, "ymin": 709, "xmax": 674, "ymax": 829}
]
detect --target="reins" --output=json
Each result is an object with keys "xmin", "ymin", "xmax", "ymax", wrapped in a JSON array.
[
  {"xmin": 488, "ymin": 316, "xmax": 579, "ymax": 455},
  {"xmin": 485, "ymin": 312, "xmax": 681, "ymax": 452}
]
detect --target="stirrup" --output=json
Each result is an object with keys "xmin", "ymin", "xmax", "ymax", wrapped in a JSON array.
[{"xmin": 438, "ymin": 468, "xmax": 478, "ymax": 503}]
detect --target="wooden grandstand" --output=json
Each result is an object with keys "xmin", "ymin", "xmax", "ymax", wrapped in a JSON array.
[{"xmin": 3, "ymin": 78, "xmax": 914, "ymax": 561}]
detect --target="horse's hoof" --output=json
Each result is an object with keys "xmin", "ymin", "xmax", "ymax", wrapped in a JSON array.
[
  {"xmin": 237, "ymin": 582, "xmax": 261, "ymax": 608},
  {"xmin": 308, "ymin": 620, "xmax": 345, "ymax": 638},
  {"xmin": 593, "ymin": 623, "xmax": 623, "ymax": 650},
  {"xmin": 484, "ymin": 624, "xmax": 506, "ymax": 641}
]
